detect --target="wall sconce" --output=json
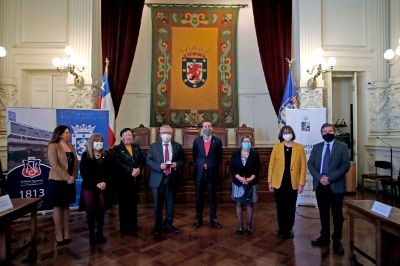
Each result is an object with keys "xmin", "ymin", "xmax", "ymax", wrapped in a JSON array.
[
  {"xmin": 384, "ymin": 38, "xmax": 400, "ymax": 65},
  {"xmin": 0, "ymin": 46, "xmax": 6, "ymax": 57},
  {"xmin": 52, "ymin": 46, "xmax": 85, "ymax": 88},
  {"xmin": 306, "ymin": 48, "xmax": 336, "ymax": 89}
]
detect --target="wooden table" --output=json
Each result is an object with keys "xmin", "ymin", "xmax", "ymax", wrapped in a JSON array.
[
  {"xmin": 344, "ymin": 200, "xmax": 400, "ymax": 266},
  {"xmin": 0, "ymin": 198, "xmax": 41, "ymax": 263}
]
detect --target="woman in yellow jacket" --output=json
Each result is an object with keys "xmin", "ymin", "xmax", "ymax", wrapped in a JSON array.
[{"xmin": 268, "ymin": 125, "xmax": 306, "ymax": 239}]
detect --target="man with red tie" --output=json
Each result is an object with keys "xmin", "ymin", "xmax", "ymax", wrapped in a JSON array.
[
  {"xmin": 147, "ymin": 125, "xmax": 184, "ymax": 236},
  {"xmin": 192, "ymin": 120, "xmax": 223, "ymax": 229}
]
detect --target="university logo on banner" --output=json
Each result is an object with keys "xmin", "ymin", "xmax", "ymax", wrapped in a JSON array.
[
  {"xmin": 22, "ymin": 157, "xmax": 42, "ymax": 178},
  {"xmin": 71, "ymin": 124, "xmax": 96, "ymax": 160},
  {"xmin": 182, "ymin": 56, "xmax": 207, "ymax": 88}
]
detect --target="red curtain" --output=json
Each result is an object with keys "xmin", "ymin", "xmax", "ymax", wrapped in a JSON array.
[
  {"xmin": 251, "ymin": 0, "xmax": 292, "ymax": 115},
  {"xmin": 101, "ymin": 0, "xmax": 145, "ymax": 117}
]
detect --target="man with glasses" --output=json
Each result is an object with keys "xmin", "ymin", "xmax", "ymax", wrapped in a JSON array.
[{"xmin": 146, "ymin": 125, "xmax": 184, "ymax": 236}]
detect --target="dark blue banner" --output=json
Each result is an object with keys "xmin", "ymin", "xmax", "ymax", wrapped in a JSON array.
[{"xmin": 56, "ymin": 109, "xmax": 109, "ymax": 207}]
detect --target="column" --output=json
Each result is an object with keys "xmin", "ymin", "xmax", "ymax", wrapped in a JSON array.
[
  {"xmin": 295, "ymin": 0, "xmax": 323, "ymax": 108},
  {"xmin": 66, "ymin": 0, "xmax": 100, "ymax": 109}
]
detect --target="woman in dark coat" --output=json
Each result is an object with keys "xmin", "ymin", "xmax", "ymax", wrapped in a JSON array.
[
  {"xmin": 231, "ymin": 135, "xmax": 260, "ymax": 235},
  {"xmin": 112, "ymin": 128, "xmax": 144, "ymax": 234},
  {"xmin": 80, "ymin": 133, "xmax": 111, "ymax": 246}
]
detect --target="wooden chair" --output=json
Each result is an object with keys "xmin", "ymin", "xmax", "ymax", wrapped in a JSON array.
[
  {"xmin": 361, "ymin": 160, "xmax": 393, "ymax": 199},
  {"xmin": 132, "ymin": 124, "xmax": 151, "ymax": 147},
  {"xmin": 155, "ymin": 127, "xmax": 175, "ymax": 142},
  {"xmin": 235, "ymin": 124, "xmax": 254, "ymax": 147},
  {"xmin": 182, "ymin": 127, "xmax": 201, "ymax": 148},
  {"xmin": 212, "ymin": 127, "xmax": 228, "ymax": 147}
]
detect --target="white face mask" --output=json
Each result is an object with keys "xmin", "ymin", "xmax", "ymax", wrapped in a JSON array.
[
  {"xmin": 93, "ymin": 141, "xmax": 104, "ymax": 151},
  {"xmin": 282, "ymin": 134, "xmax": 293, "ymax": 141},
  {"xmin": 161, "ymin": 133, "xmax": 172, "ymax": 143}
]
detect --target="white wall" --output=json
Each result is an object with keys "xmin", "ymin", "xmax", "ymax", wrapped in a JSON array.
[{"xmin": 116, "ymin": 0, "xmax": 279, "ymax": 145}]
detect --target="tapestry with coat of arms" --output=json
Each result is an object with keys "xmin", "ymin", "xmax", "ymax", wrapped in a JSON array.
[{"xmin": 150, "ymin": 6, "xmax": 239, "ymax": 127}]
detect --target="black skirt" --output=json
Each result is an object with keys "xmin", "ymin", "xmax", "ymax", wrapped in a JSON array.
[{"xmin": 47, "ymin": 179, "xmax": 76, "ymax": 208}]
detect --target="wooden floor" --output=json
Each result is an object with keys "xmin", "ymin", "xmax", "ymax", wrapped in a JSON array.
[{"xmin": 8, "ymin": 193, "xmax": 385, "ymax": 266}]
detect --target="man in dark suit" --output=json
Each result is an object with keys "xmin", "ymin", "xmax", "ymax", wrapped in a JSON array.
[
  {"xmin": 192, "ymin": 120, "xmax": 223, "ymax": 229},
  {"xmin": 146, "ymin": 125, "xmax": 184, "ymax": 236},
  {"xmin": 308, "ymin": 123, "xmax": 350, "ymax": 255},
  {"xmin": 112, "ymin": 128, "xmax": 144, "ymax": 235}
]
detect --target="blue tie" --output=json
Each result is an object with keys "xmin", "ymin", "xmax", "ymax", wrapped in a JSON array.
[{"xmin": 321, "ymin": 143, "xmax": 331, "ymax": 175}]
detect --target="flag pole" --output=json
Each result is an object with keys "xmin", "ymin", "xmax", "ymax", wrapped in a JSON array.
[{"xmin": 285, "ymin": 58, "xmax": 295, "ymax": 69}]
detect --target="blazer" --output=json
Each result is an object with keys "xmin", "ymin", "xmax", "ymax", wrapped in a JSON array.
[
  {"xmin": 80, "ymin": 151, "xmax": 111, "ymax": 191},
  {"xmin": 231, "ymin": 149, "xmax": 260, "ymax": 187},
  {"xmin": 112, "ymin": 142, "xmax": 145, "ymax": 180},
  {"xmin": 268, "ymin": 142, "xmax": 307, "ymax": 190},
  {"xmin": 192, "ymin": 135, "xmax": 222, "ymax": 180},
  {"xmin": 48, "ymin": 142, "xmax": 78, "ymax": 181},
  {"xmin": 146, "ymin": 140, "xmax": 185, "ymax": 188},
  {"xmin": 307, "ymin": 140, "xmax": 350, "ymax": 194}
]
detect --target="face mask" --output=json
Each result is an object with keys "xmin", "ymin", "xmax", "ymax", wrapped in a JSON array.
[
  {"xmin": 322, "ymin": 133, "xmax": 335, "ymax": 142},
  {"xmin": 241, "ymin": 142, "xmax": 251, "ymax": 151},
  {"xmin": 203, "ymin": 128, "xmax": 212, "ymax": 136},
  {"xmin": 283, "ymin": 134, "xmax": 293, "ymax": 141},
  {"xmin": 161, "ymin": 133, "xmax": 171, "ymax": 143},
  {"xmin": 93, "ymin": 141, "xmax": 103, "ymax": 151}
]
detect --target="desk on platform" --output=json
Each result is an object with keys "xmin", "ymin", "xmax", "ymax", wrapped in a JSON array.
[
  {"xmin": 344, "ymin": 200, "xmax": 400, "ymax": 266},
  {"xmin": 0, "ymin": 198, "xmax": 40, "ymax": 263}
]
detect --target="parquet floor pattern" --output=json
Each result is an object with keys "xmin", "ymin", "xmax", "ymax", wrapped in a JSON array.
[{"xmin": 9, "ymin": 195, "xmax": 377, "ymax": 266}]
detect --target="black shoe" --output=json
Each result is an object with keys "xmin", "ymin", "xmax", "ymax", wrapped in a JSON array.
[
  {"xmin": 210, "ymin": 221, "xmax": 222, "ymax": 228},
  {"xmin": 333, "ymin": 243, "xmax": 345, "ymax": 255},
  {"xmin": 152, "ymin": 230, "xmax": 161, "ymax": 236},
  {"xmin": 236, "ymin": 227, "xmax": 243, "ymax": 235},
  {"xmin": 192, "ymin": 220, "xmax": 203, "ymax": 229},
  {"xmin": 96, "ymin": 234, "xmax": 107, "ymax": 244},
  {"xmin": 246, "ymin": 227, "xmax": 253, "ymax": 235},
  {"xmin": 311, "ymin": 237, "xmax": 330, "ymax": 247},
  {"xmin": 56, "ymin": 240, "xmax": 65, "ymax": 246},
  {"xmin": 164, "ymin": 224, "xmax": 179, "ymax": 234}
]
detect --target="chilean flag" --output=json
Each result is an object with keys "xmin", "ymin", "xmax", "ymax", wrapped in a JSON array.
[{"xmin": 99, "ymin": 71, "xmax": 116, "ymax": 147}]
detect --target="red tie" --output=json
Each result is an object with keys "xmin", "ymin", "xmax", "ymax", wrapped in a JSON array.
[{"xmin": 164, "ymin": 144, "xmax": 170, "ymax": 175}]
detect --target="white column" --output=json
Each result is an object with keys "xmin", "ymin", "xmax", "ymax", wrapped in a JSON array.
[
  {"xmin": 389, "ymin": 0, "xmax": 400, "ymax": 80},
  {"xmin": 0, "ymin": 0, "xmax": 18, "ymax": 108},
  {"xmin": 296, "ymin": 0, "xmax": 323, "ymax": 108},
  {"xmin": 388, "ymin": 0, "xmax": 400, "ymax": 130},
  {"xmin": 67, "ymin": 0, "xmax": 99, "ymax": 109}
]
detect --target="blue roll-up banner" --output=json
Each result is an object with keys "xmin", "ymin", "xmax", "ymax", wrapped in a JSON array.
[{"xmin": 6, "ymin": 107, "xmax": 109, "ymax": 210}]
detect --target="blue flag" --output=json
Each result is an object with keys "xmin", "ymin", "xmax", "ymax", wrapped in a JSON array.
[{"xmin": 278, "ymin": 69, "xmax": 298, "ymax": 127}]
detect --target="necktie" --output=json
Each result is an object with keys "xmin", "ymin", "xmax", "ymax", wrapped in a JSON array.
[
  {"xmin": 321, "ymin": 143, "xmax": 331, "ymax": 175},
  {"xmin": 164, "ymin": 144, "xmax": 170, "ymax": 175}
]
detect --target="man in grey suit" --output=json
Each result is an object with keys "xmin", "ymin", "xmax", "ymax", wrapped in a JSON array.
[
  {"xmin": 146, "ymin": 125, "xmax": 184, "ymax": 236},
  {"xmin": 307, "ymin": 123, "xmax": 350, "ymax": 256}
]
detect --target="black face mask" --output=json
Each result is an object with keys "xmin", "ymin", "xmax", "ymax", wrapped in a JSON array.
[{"xmin": 322, "ymin": 133, "xmax": 335, "ymax": 142}]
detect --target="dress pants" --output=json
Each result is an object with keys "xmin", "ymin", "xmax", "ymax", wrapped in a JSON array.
[
  {"xmin": 315, "ymin": 184, "xmax": 344, "ymax": 243},
  {"xmin": 195, "ymin": 169, "xmax": 217, "ymax": 222},
  {"xmin": 274, "ymin": 184, "xmax": 298, "ymax": 234},
  {"xmin": 118, "ymin": 181, "xmax": 138, "ymax": 233},
  {"xmin": 151, "ymin": 174, "xmax": 175, "ymax": 229}
]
